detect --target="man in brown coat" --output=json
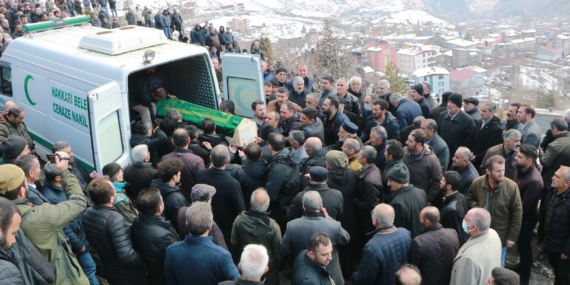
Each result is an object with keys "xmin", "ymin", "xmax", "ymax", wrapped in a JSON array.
[
  {"xmin": 402, "ymin": 129, "xmax": 443, "ymax": 203},
  {"xmin": 267, "ymin": 87, "xmax": 303, "ymax": 114},
  {"xmin": 467, "ymin": 155, "xmax": 522, "ymax": 267},
  {"xmin": 412, "ymin": 206, "xmax": 459, "ymax": 285}
]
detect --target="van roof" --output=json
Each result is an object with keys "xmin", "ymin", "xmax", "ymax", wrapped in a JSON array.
[{"xmin": 4, "ymin": 25, "xmax": 208, "ymax": 77}]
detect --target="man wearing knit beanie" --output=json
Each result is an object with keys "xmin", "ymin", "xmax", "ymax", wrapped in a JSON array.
[
  {"xmin": 0, "ymin": 135, "xmax": 29, "ymax": 165},
  {"xmin": 388, "ymin": 163, "xmax": 427, "ymax": 238},
  {"xmin": 410, "ymin": 84, "xmax": 431, "ymax": 118},
  {"xmin": 437, "ymin": 93, "xmax": 476, "ymax": 168},
  {"xmin": 274, "ymin": 67, "xmax": 288, "ymax": 86}
]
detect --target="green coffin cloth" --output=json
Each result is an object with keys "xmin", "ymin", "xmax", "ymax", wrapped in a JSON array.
[{"xmin": 156, "ymin": 98, "xmax": 243, "ymax": 137}]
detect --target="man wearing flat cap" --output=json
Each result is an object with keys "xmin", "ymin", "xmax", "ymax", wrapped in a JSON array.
[
  {"xmin": 463, "ymin": 97, "xmax": 481, "ymax": 124},
  {"xmin": 0, "ymin": 154, "xmax": 89, "ymax": 284},
  {"xmin": 287, "ymin": 166, "xmax": 344, "ymax": 221},
  {"xmin": 0, "ymin": 135, "xmax": 29, "ymax": 165},
  {"xmin": 388, "ymin": 164, "xmax": 428, "ymax": 238},
  {"xmin": 437, "ymin": 93, "xmax": 476, "ymax": 168}
]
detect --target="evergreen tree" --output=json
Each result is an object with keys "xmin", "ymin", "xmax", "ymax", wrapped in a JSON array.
[
  {"xmin": 383, "ymin": 61, "xmax": 408, "ymax": 94},
  {"xmin": 259, "ymin": 37, "xmax": 275, "ymax": 64},
  {"xmin": 314, "ymin": 18, "xmax": 353, "ymax": 80}
]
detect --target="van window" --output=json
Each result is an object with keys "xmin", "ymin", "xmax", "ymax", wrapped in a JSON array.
[
  {"xmin": 0, "ymin": 65, "xmax": 12, "ymax": 97},
  {"xmin": 97, "ymin": 111, "xmax": 123, "ymax": 166},
  {"xmin": 227, "ymin": 77, "xmax": 261, "ymax": 117}
]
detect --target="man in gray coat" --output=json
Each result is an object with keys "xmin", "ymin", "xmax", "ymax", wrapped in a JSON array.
[
  {"xmin": 421, "ymin": 119, "xmax": 449, "ymax": 171},
  {"xmin": 516, "ymin": 103, "xmax": 541, "ymax": 148},
  {"xmin": 280, "ymin": 191, "xmax": 350, "ymax": 285}
]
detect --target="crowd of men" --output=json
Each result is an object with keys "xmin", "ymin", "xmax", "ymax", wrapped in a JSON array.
[{"xmin": 0, "ymin": 61, "xmax": 570, "ymax": 285}]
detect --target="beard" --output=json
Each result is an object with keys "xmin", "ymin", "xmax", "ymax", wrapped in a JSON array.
[{"xmin": 0, "ymin": 234, "xmax": 10, "ymax": 251}]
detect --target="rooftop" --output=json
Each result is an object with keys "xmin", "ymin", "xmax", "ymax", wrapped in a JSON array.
[
  {"xmin": 451, "ymin": 69, "xmax": 479, "ymax": 82},
  {"xmin": 446, "ymin": 38, "xmax": 477, "ymax": 47},
  {"xmin": 397, "ymin": 48, "xmax": 434, "ymax": 55},
  {"xmin": 413, "ymin": 67, "xmax": 450, "ymax": 78}
]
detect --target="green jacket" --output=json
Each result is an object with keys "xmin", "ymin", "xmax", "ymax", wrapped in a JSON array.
[
  {"xmin": 142, "ymin": 10, "xmax": 152, "ymax": 21},
  {"xmin": 15, "ymin": 170, "xmax": 89, "ymax": 285},
  {"xmin": 466, "ymin": 175, "xmax": 522, "ymax": 246},
  {"xmin": 0, "ymin": 120, "xmax": 34, "ymax": 149}
]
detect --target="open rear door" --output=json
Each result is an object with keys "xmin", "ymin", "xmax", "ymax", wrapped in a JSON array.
[
  {"xmin": 87, "ymin": 82, "xmax": 127, "ymax": 173},
  {"xmin": 221, "ymin": 54, "xmax": 264, "ymax": 117}
]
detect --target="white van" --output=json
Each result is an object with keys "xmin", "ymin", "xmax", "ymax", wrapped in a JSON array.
[{"xmin": 0, "ymin": 17, "xmax": 264, "ymax": 172}]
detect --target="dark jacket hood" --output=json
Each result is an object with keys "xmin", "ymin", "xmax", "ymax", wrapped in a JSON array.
[
  {"xmin": 269, "ymin": 148, "xmax": 298, "ymax": 166},
  {"xmin": 237, "ymin": 211, "xmax": 272, "ymax": 237},
  {"xmin": 150, "ymin": 179, "xmax": 180, "ymax": 196},
  {"xmin": 328, "ymin": 169, "xmax": 352, "ymax": 186}
]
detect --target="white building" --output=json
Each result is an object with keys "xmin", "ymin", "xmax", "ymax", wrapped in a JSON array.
[
  {"xmin": 412, "ymin": 67, "xmax": 451, "ymax": 95},
  {"xmin": 396, "ymin": 48, "xmax": 437, "ymax": 75}
]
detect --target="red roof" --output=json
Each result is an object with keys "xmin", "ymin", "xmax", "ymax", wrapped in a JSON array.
[{"xmin": 451, "ymin": 69, "xmax": 479, "ymax": 82}]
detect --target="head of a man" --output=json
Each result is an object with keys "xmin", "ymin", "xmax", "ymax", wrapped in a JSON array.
[
  {"xmin": 506, "ymin": 103, "xmax": 521, "ymax": 121},
  {"xmin": 336, "ymin": 78, "xmax": 348, "ymax": 96},
  {"xmin": 279, "ymin": 102, "xmax": 295, "ymax": 122},
  {"xmin": 420, "ymin": 119, "xmax": 437, "ymax": 141},
  {"xmin": 464, "ymin": 208, "xmax": 491, "ymax": 237},
  {"xmin": 321, "ymin": 96, "xmax": 339, "ymax": 117},
  {"xmin": 387, "ymin": 164, "xmax": 410, "ymax": 192},
  {"xmin": 484, "ymin": 155, "xmax": 506, "ymax": 184},
  {"xmin": 88, "ymin": 176, "xmax": 116, "ymax": 206},
  {"xmin": 0, "ymin": 197, "xmax": 20, "ymax": 251},
  {"xmin": 288, "ymin": 130, "xmax": 305, "ymax": 150},
  {"xmin": 371, "ymin": 203, "xmax": 395, "ymax": 229},
  {"xmin": 264, "ymin": 111, "xmax": 279, "ymax": 128},
  {"xmin": 385, "ymin": 139, "xmax": 403, "ymax": 163},
  {"xmin": 389, "ymin": 93, "xmax": 403, "ymax": 108},
  {"xmin": 137, "ymin": 187, "xmax": 164, "ymax": 216},
  {"xmin": 267, "ymin": 133, "xmax": 285, "ymax": 155},
  {"xmin": 307, "ymin": 232, "xmax": 333, "ymax": 267},
  {"xmin": 301, "ymin": 106, "xmax": 317, "ymax": 127},
  {"xmin": 357, "ymin": 146, "xmax": 377, "ymax": 167},
  {"xmin": 395, "ymin": 264, "xmax": 422, "ymax": 285},
  {"xmin": 503, "ymin": 129, "xmax": 522, "ymax": 153},
  {"xmin": 341, "ymin": 138, "xmax": 360, "ymax": 158},
  {"xmin": 479, "ymin": 101, "xmax": 496, "ymax": 121},
  {"xmin": 486, "ymin": 267, "xmax": 520, "ymax": 285},
  {"xmin": 251, "ymin": 100, "xmax": 266, "ymax": 121},
  {"xmin": 132, "ymin": 144, "xmax": 150, "ymax": 164},
  {"xmin": 275, "ymin": 87, "xmax": 289, "ymax": 106},
  {"xmin": 305, "ymin": 93, "xmax": 321, "ymax": 108},
  {"xmin": 210, "ymin": 145, "xmax": 230, "ymax": 168},
  {"xmin": 250, "ymin": 188, "xmax": 270, "ymax": 213},
  {"xmin": 15, "ymin": 154, "xmax": 40, "ymax": 184},
  {"xmin": 239, "ymin": 244, "xmax": 269, "ymax": 281},
  {"xmin": 157, "ymin": 158, "xmax": 183, "ymax": 184},
  {"xmin": 551, "ymin": 166, "xmax": 570, "ymax": 193},
  {"xmin": 376, "ymin": 80, "xmax": 390, "ymax": 96},
  {"xmin": 293, "ymin": 76, "xmax": 304, "ymax": 93},
  {"xmin": 304, "ymin": 137, "xmax": 322, "ymax": 156},
  {"xmin": 514, "ymin": 144, "xmax": 537, "ymax": 171},
  {"xmin": 517, "ymin": 103, "xmax": 535, "ymax": 124},
  {"xmin": 447, "ymin": 93, "xmax": 462, "ymax": 116},
  {"xmin": 275, "ymin": 68, "xmax": 287, "ymax": 83},
  {"xmin": 6, "ymin": 107, "xmax": 25, "ymax": 125},
  {"xmin": 320, "ymin": 76, "xmax": 334, "ymax": 92},
  {"xmin": 370, "ymin": 126, "xmax": 387, "ymax": 147},
  {"xmin": 452, "ymin": 147, "xmax": 472, "ymax": 169},
  {"xmin": 263, "ymin": 82, "xmax": 272, "ymax": 99},
  {"xmin": 420, "ymin": 206, "xmax": 440, "ymax": 229},
  {"xmin": 440, "ymin": 170, "xmax": 461, "ymax": 194},
  {"xmin": 409, "ymin": 84, "xmax": 423, "ymax": 102},
  {"xmin": 371, "ymin": 99, "xmax": 388, "ymax": 121},
  {"xmin": 349, "ymin": 76, "xmax": 362, "ymax": 93},
  {"xmin": 1, "ymin": 136, "xmax": 29, "ymax": 161},
  {"xmin": 550, "ymin": 118, "xmax": 569, "ymax": 136},
  {"xmin": 296, "ymin": 64, "xmax": 308, "ymax": 78},
  {"xmin": 185, "ymin": 202, "xmax": 213, "ymax": 236},
  {"xmin": 406, "ymin": 130, "xmax": 425, "ymax": 155},
  {"xmin": 211, "ymin": 57, "xmax": 220, "ymax": 70}
]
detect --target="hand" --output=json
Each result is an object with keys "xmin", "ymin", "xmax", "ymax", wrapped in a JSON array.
[
  {"xmin": 229, "ymin": 144, "xmax": 238, "ymax": 153},
  {"xmin": 364, "ymin": 140, "xmax": 370, "ymax": 145},
  {"xmin": 54, "ymin": 151, "xmax": 70, "ymax": 173},
  {"xmin": 506, "ymin": 240, "xmax": 515, "ymax": 248},
  {"xmin": 238, "ymin": 150, "xmax": 245, "ymax": 158},
  {"xmin": 168, "ymin": 95, "xmax": 177, "ymax": 99},
  {"xmin": 562, "ymin": 254, "xmax": 568, "ymax": 259},
  {"xmin": 153, "ymin": 126, "xmax": 160, "ymax": 133},
  {"xmin": 90, "ymin": 171, "xmax": 100, "ymax": 179},
  {"xmin": 320, "ymin": 206, "xmax": 329, "ymax": 219},
  {"xmin": 79, "ymin": 246, "xmax": 86, "ymax": 253},
  {"xmin": 254, "ymin": 137, "xmax": 263, "ymax": 144},
  {"xmin": 201, "ymin": 141, "xmax": 212, "ymax": 150}
]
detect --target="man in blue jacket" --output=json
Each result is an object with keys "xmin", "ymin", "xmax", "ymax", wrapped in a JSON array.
[
  {"xmin": 389, "ymin": 93, "xmax": 422, "ymax": 129},
  {"xmin": 165, "ymin": 202, "xmax": 239, "ymax": 285}
]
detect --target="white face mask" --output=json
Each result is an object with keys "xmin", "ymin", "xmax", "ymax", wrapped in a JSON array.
[
  {"xmin": 364, "ymin": 105, "xmax": 372, "ymax": 112},
  {"xmin": 462, "ymin": 219, "xmax": 471, "ymax": 234}
]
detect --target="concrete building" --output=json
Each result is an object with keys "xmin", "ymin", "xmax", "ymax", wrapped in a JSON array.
[
  {"xmin": 362, "ymin": 40, "xmax": 398, "ymax": 72},
  {"xmin": 450, "ymin": 69, "xmax": 486, "ymax": 96},
  {"xmin": 412, "ymin": 67, "xmax": 450, "ymax": 95},
  {"xmin": 396, "ymin": 48, "xmax": 436, "ymax": 75},
  {"xmin": 451, "ymin": 48, "xmax": 483, "ymax": 68},
  {"xmin": 537, "ymin": 47, "xmax": 563, "ymax": 61},
  {"xmin": 446, "ymin": 38, "xmax": 477, "ymax": 49},
  {"xmin": 546, "ymin": 34, "xmax": 570, "ymax": 56}
]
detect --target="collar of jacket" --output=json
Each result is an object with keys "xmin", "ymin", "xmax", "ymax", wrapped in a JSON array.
[
  {"xmin": 482, "ymin": 175, "xmax": 503, "ymax": 193},
  {"xmin": 406, "ymin": 144, "xmax": 433, "ymax": 161},
  {"xmin": 553, "ymin": 132, "xmax": 570, "ymax": 140},
  {"xmin": 133, "ymin": 162, "xmax": 153, "ymax": 168},
  {"xmin": 359, "ymin": 163, "xmax": 378, "ymax": 178},
  {"xmin": 184, "ymin": 235, "xmax": 214, "ymax": 245},
  {"xmin": 94, "ymin": 205, "xmax": 117, "ymax": 211},
  {"xmin": 0, "ymin": 156, "xmax": 15, "ymax": 164},
  {"xmin": 138, "ymin": 214, "xmax": 171, "ymax": 228},
  {"xmin": 391, "ymin": 185, "xmax": 415, "ymax": 198},
  {"xmin": 467, "ymin": 108, "xmax": 479, "ymax": 115},
  {"xmin": 422, "ymin": 224, "xmax": 442, "ymax": 234},
  {"xmin": 303, "ymin": 251, "xmax": 332, "ymax": 276},
  {"xmin": 517, "ymin": 164, "xmax": 536, "ymax": 178},
  {"xmin": 234, "ymin": 278, "xmax": 266, "ymax": 285},
  {"xmin": 173, "ymin": 147, "xmax": 193, "ymax": 154},
  {"xmin": 208, "ymin": 167, "xmax": 231, "ymax": 176},
  {"xmin": 303, "ymin": 211, "xmax": 325, "ymax": 219},
  {"xmin": 190, "ymin": 140, "xmax": 202, "ymax": 146},
  {"xmin": 384, "ymin": 159, "xmax": 402, "ymax": 169},
  {"xmin": 305, "ymin": 184, "xmax": 330, "ymax": 192},
  {"xmin": 44, "ymin": 180, "xmax": 64, "ymax": 191},
  {"xmin": 368, "ymin": 225, "xmax": 396, "ymax": 236}
]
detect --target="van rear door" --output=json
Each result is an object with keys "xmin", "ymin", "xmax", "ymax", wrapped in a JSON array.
[
  {"xmin": 221, "ymin": 54, "xmax": 264, "ymax": 117},
  {"xmin": 87, "ymin": 82, "xmax": 128, "ymax": 173}
]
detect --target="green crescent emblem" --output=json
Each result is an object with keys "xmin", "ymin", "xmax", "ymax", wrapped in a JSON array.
[{"xmin": 24, "ymin": 75, "xmax": 36, "ymax": 106}]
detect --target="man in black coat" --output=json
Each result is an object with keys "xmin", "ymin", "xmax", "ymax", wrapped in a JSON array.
[
  {"xmin": 412, "ymin": 207, "xmax": 459, "ymax": 285},
  {"xmin": 383, "ymin": 140, "xmax": 405, "ymax": 202},
  {"xmin": 0, "ymin": 198, "xmax": 25, "ymax": 284},
  {"xmin": 83, "ymin": 177, "xmax": 148, "ymax": 285},
  {"xmin": 471, "ymin": 101, "xmax": 503, "ymax": 169},
  {"xmin": 388, "ymin": 164, "xmax": 428, "ymax": 239},
  {"xmin": 411, "ymin": 84, "xmax": 431, "ymax": 118},
  {"xmin": 301, "ymin": 137, "xmax": 327, "ymax": 175},
  {"xmin": 292, "ymin": 233, "xmax": 336, "ymax": 285},
  {"xmin": 450, "ymin": 147, "xmax": 480, "ymax": 195},
  {"xmin": 123, "ymin": 144, "xmax": 157, "ymax": 202},
  {"xmin": 437, "ymin": 93, "xmax": 476, "ymax": 168},
  {"xmin": 287, "ymin": 166, "xmax": 344, "ymax": 221},
  {"xmin": 186, "ymin": 125, "xmax": 211, "ymax": 165},
  {"xmin": 421, "ymin": 119, "xmax": 450, "ymax": 171},
  {"xmin": 265, "ymin": 133, "xmax": 301, "ymax": 232},
  {"xmin": 235, "ymin": 144, "xmax": 267, "ymax": 210},
  {"xmin": 429, "ymin": 91, "xmax": 450, "ymax": 120},
  {"xmin": 130, "ymin": 120, "xmax": 168, "ymax": 167},
  {"xmin": 439, "ymin": 170, "xmax": 469, "ymax": 245},
  {"xmin": 131, "ymin": 188, "xmax": 180, "ymax": 285},
  {"xmin": 196, "ymin": 144, "xmax": 246, "ymax": 247},
  {"xmin": 355, "ymin": 146, "xmax": 382, "ymax": 238},
  {"xmin": 150, "ymin": 158, "xmax": 188, "ymax": 232},
  {"xmin": 322, "ymin": 96, "xmax": 350, "ymax": 146}
]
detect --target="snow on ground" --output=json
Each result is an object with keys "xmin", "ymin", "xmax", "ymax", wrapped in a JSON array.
[{"xmin": 519, "ymin": 66, "xmax": 559, "ymax": 91}]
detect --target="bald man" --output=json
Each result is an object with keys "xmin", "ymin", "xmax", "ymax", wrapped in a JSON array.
[
  {"xmin": 411, "ymin": 207, "xmax": 459, "ymax": 285},
  {"xmin": 352, "ymin": 203, "xmax": 412, "ymax": 285},
  {"xmin": 396, "ymin": 264, "xmax": 422, "ymax": 285},
  {"xmin": 0, "ymin": 101, "xmax": 16, "ymax": 123},
  {"xmin": 450, "ymin": 208, "xmax": 501, "ymax": 285}
]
